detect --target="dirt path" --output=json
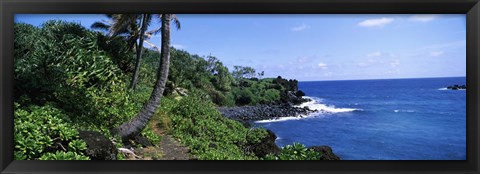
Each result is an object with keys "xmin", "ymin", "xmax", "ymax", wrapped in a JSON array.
[
  {"xmin": 130, "ymin": 118, "xmax": 194, "ymax": 160},
  {"xmin": 158, "ymin": 135, "xmax": 193, "ymax": 160}
]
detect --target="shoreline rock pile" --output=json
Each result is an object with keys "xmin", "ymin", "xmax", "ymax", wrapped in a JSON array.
[{"xmin": 447, "ymin": 84, "xmax": 466, "ymax": 90}]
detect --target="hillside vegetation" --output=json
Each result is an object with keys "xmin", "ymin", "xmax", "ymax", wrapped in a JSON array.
[{"xmin": 13, "ymin": 20, "xmax": 322, "ymax": 160}]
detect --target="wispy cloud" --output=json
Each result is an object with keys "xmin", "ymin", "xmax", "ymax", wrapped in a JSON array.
[
  {"xmin": 430, "ymin": 51, "xmax": 444, "ymax": 57},
  {"xmin": 390, "ymin": 60, "xmax": 400, "ymax": 67},
  {"xmin": 422, "ymin": 40, "xmax": 466, "ymax": 50},
  {"xmin": 358, "ymin": 17, "xmax": 394, "ymax": 27},
  {"xmin": 317, "ymin": 62, "xmax": 328, "ymax": 69},
  {"xmin": 172, "ymin": 44, "xmax": 185, "ymax": 49},
  {"xmin": 367, "ymin": 51, "xmax": 382, "ymax": 57},
  {"xmin": 357, "ymin": 62, "xmax": 370, "ymax": 67},
  {"xmin": 291, "ymin": 23, "xmax": 310, "ymax": 31},
  {"xmin": 410, "ymin": 15, "xmax": 438, "ymax": 22}
]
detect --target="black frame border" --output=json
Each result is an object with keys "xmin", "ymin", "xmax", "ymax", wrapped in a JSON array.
[{"xmin": 1, "ymin": 0, "xmax": 479, "ymax": 174}]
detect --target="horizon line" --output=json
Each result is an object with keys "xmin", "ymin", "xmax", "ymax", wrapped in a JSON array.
[{"xmin": 297, "ymin": 76, "xmax": 466, "ymax": 82}]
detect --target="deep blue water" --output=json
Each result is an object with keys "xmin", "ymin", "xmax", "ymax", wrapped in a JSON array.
[{"xmin": 254, "ymin": 77, "xmax": 466, "ymax": 160}]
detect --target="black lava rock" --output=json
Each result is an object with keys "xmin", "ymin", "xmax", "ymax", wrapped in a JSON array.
[
  {"xmin": 218, "ymin": 103, "xmax": 318, "ymax": 124},
  {"xmin": 134, "ymin": 135, "xmax": 153, "ymax": 147},
  {"xmin": 309, "ymin": 146, "xmax": 341, "ymax": 160},
  {"xmin": 78, "ymin": 130, "xmax": 117, "ymax": 160}
]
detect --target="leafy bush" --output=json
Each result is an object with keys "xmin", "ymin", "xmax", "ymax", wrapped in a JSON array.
[
  {"xmin": 264, "ymin": 143, "xmax": 323, "ymax": 160},
  {"xmin": 39, "ymin": 151, "xmax": 90, "ymax": 160},
  {"xmin": 168, "ymin": 94, "xmax": 262, "ymax": 160},
  {"xmin": 14, "ymin": 103, "xmax": 89, "ymax": 160},
  {"xmin": 246, "ymin": 128, "xmax": 268, "ymax": 144}
]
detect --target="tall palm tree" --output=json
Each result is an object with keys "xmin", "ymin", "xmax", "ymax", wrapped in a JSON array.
[
  {"xmin": 109, "ymin": 14, "xmax": 153, "ymax": 90},
  {"xmin": 112, "ymin": 14, "xmax": 180, "ymax": 140},
  {"xmin": 92, "ymin": 14, "xmax": 153, "ymax": 90}
]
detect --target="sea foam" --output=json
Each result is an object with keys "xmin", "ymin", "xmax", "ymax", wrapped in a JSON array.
[
  {"xmin": 255, "ymin": 96, "xmax": 361, "ymax": 123},
  {"xmin": 297, "ymin": 96, "xmax": 361, "ymax": 113}
]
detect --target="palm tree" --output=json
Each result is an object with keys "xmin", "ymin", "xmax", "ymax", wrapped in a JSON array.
[
  {"xmin": 91, "ymin": 14, "xmax": 140, "ymax": 52},
  {"xmin": 111, "ymin": 14, "xmax": 180, "ymax": 140},
  {"xmin": 92, "ymin": 14, "xmax": 152, "ymax": 90}
]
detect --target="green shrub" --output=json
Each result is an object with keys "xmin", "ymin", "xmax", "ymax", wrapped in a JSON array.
[
  {"xmin": 264, "ymin": 142, "xmax": 323, "ymax": 160},
  {"xmin": 14, "ymin": 103, "xmax": 89, "ymax": 160},
  {"xmin": 169, "ymin": 94, "xmax": 261, "ymax": 160},
  {"xmin": 262, "ymin": 89, "xmax": 281, "ymax": 103},
  {"xmin": 233, "ymin": 88, "xmax": 255, "ymax": 106},
  {"xmin": 39, "ymin": 151, "xmax": 90, "ymax": 160},
  {"xmin": 246, "ymin": 128, "xmax": 268, "ymax": 144}
]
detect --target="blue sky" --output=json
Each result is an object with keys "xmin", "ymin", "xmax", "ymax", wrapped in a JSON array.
[{"xmin": 15, "ymin": 14, "xmax": 466, "ymax": 81}]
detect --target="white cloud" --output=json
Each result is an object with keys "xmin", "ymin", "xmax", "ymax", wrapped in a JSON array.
[
  {"xmin": 324, "ymin": 72, "xmax": 333, "ymax": 77},
  {"xmin": 357, "ymin": 62, "xmax": 370, "ymax": 67},
  {"xmin": 296, "ymin": 56, "xmax": 313, "ymax": 64},
  {"xmin": 291, "ymin": 23, "xmax": 309, "ymax": 31},
  {"xmin": 385, "ymin": 69, "xmax": 400, "ymax": 75},
  {"xmin": 390, "ymin": 60, "xmax": 400, "ymax": 67},
  {"xmin": 410, "ymin": 15, "xmax": 437, "ymax": 22},
  {"xmin": 430, "ymin": 51, "xmax": 444, "ymax": 57},
  {"xmin": 172, "ymin": 44, "xmax": 185, "ymax": 49},
  {"xmin": 367, "ymin": 51, "xmax": 382, "ymax": 57},
  {"xmin": 317, "ymin": 63, "xmax": 328, "ymax": 69},
  {"xmin": 358, "ymin": 18, "xmax": 394, "ymax": 27}
]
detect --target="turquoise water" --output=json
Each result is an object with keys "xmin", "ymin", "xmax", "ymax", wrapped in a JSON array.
[{"xmin": 255, "ymin": 77, "xmax": 466, "ymax": 160}]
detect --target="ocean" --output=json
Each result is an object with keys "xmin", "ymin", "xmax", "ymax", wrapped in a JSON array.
[{"xmin": 254, "ymin": 77, "xmax": 466, "ymax": 160}]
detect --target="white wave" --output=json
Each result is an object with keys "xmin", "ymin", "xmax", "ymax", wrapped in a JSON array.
[
  {"xmin": 438, "ymin": 88, "xmax": 466, "ymax": 91},
  {"xmin": 394, "ymin": 109, "xmax": 415, "ymax": 113},
  {"xmin": 255, "ymin": 96, "xmax": 361, "ymax": 123},
  {"xmin": 254, "ymin": 115, "xmax": 310, "ymax": 123},
  {"xmin": 297, "ymin": 96, "xmax": 362, "ymax": 113}
]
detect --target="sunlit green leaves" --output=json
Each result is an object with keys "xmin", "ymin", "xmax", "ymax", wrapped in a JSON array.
[
  {"xmin": 14, "ymin": 104, "xmax": 89, "ymax": 160},
  {"xmin": 264, "ymin": 142, "xmax": 323, "ymax": 160},
  {"xmin": 39, "ymin": 151, "xmax": 90, "ymax": 160}
]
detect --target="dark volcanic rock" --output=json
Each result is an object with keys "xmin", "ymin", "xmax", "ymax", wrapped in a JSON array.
[
  {"xmin": 78, "ymin": 130, "xmax": 117, "ymax": 160},
  {"xmin": 245, "ymin": 130, "xmax": 281, "ymax": 158},
  {"xmin": 447, "ymin": 84, "xmax": 466, "ymax": 90},
  {"xmin": 134, "ymin": 135, "xmax": 153, "ymax": 147},
  {"xmin": 309, "ymin": 146, "xmax": 341, "ymax": 160},
  {"xmin": 218, "ymin": 102, "xmax": 318, "ymax": 123}
]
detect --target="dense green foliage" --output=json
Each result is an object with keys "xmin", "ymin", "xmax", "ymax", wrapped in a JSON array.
[
  {"xmin": 264, "ymin": 143, "xmax": 323, "ymax": 160},
  {"xmin": 14, "ymin": 21, "xmax": 158, "ymax": 159},
  {"xmin": 14, "ymin": 104, "xmax": 89, "ymax": 160},
  {"xmin": 160, "ymin": 94, "xmax": 266, "ymax": 160},
  {"xmin": 14, "ymin": 20, "xmax": 317, "ymax": 160},
  {"xmin": 140, "ymin": 48, "xmax": 293, "ymax": 107}
]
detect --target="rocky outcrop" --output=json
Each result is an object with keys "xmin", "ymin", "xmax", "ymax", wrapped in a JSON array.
[
  {"xmin": 282, "ymin": 91, "xmax": 309, "ymax": 105},
  {"xmin": 218, "ymin": 103, "xmax": 321, "ymax": 123},
  {"xmin": 447, "ymin": 84, "xmax": 466, "ymax": 90},
  {"xmin": 245, "ymin": 130, "xmax": 281, "ymax": 158},
  {"xmin": 78, "ymin": 130, "xmax": 117, "ymax": 160},
  {"xmin": 308, "ymin": 146, "xmax": 341, "ymax": 160}
]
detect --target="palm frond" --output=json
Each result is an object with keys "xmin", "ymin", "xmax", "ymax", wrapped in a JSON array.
[
  {"xmin": 91, "ymin": 22, "xmax": 110, "ymax": 31},
  {"xmin": 109, "ymin": 14, "xmax": 140, "ymax": 37},
  {"xmin": 172, "ymin": 14, "xmax": 181, "ymax": 30}
]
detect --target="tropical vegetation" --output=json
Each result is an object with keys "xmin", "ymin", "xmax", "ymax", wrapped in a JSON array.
[{"xmin": 13, "ymin": 14, "xmax": 323, "ymax": 160}]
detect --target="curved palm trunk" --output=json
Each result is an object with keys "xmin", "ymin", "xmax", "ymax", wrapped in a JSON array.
[
  {"xmin": 112, "ymin": 14, "xmax": 171, "ymax": 140},
  {"xmin": 129, "ymin": 14, "xmax": 149, "ymax": 90}
]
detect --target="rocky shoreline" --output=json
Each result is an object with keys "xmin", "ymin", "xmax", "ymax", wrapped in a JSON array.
[
  {"xmin": 217, "ymin": 91, "xmax": 341, "ymax": 160},
  {"xmin": 218, "ymin": 103, "xmax": 317, "ymax": 124},
  {"xmin": 218, "ymin": 90, "xmax": 325, "ymax": 124}
]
